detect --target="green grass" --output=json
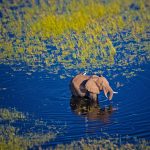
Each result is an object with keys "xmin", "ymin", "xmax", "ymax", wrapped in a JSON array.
[{"xmin": 0, "ymin": 0, "xmax": 149, "ymax": 79}]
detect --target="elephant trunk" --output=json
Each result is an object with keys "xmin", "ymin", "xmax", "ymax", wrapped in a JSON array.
[
  {"xmin": 103, "ymin": 86, "xmax": 114, "ymax": 100},
  {"xmin": 108, "ymin": 89, "xmax": 113, "ymax": 100}
]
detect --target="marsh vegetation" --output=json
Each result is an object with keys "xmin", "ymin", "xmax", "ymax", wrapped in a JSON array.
[
  {"xmin": 0, "ymin": 0, "xmax": 149, "ymax": 78},
  {"xmin": 0, "ymin": 108, "xmax": 58, "ymax": 150},
  {"xmin": 0, "ymin": 108, "xmax": 149, "ymax": 150}
]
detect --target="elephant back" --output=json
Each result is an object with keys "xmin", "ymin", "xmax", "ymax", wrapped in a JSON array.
[{"xmin": 70, "ymin": 74, "xmax": 90, "ymax": 97}]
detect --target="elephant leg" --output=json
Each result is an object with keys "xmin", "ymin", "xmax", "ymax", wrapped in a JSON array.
[{"xmin": 89, "ymin": 93, "xmax": 98, "ymax": 102}]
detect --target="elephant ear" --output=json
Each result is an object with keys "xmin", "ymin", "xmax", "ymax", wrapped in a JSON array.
[{"xmin": 85, "ymin": 78, "xmax": 100, "ymax": 94}]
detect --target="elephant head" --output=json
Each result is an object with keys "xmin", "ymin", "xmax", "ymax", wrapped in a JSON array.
[{"xmin": 85, "ymin": 75, "xmax": 114, "ymax": 100}]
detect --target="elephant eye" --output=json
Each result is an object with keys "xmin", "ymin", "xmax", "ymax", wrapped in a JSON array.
[{"xmin": 103, "ymin": 86, "xmax": 108, "ymax": 92}]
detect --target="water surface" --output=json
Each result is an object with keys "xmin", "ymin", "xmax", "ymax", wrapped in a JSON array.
[{"xmin": 0, "ymin": 62, "xmax": 150, "ymax": 147}]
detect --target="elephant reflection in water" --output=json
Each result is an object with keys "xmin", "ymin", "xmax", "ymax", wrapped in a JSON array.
[{"xmin": 70, "ymin": 96, "xmax": 115, "ymax": 123}]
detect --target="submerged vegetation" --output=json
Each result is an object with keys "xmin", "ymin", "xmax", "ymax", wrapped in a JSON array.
[{"xmin": 0, "ymin": 0, "xmax": 150, "ymax": 78}]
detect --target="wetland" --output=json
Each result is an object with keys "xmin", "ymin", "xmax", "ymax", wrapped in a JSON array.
[{"xmin": 0, "ymin": 0, "xmax": 150, "ymax": 149}]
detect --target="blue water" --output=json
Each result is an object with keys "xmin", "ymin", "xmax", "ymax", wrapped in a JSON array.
[{"xmin": 0, "ymin": 62, "xmax": 150, "ymax": 147}]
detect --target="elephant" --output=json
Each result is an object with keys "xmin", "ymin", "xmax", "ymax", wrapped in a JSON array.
[{"xmin": 70, "ymin": 73, "xmax": 116, "ymax": 101}]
